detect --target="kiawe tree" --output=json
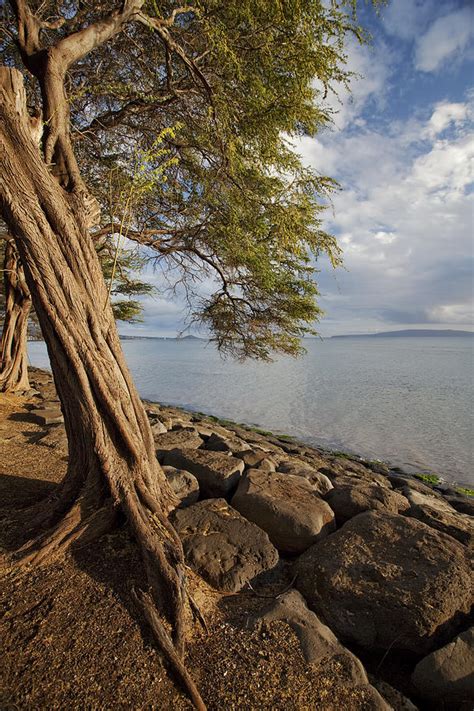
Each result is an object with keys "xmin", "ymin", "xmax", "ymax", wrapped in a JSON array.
[
  {"xmin": 0, "ymin": 1, "xmax": 381, "ymax": 707},
  {"xmin": 0, "ymin": 236, "xmax": 32, "ymax": 392},
  {"xmin": 0, "ymin": 230, "xmax": 153, "ymax": 393}
]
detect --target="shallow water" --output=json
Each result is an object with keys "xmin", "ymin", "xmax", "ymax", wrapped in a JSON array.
[{"xmin": 28, "ymin": 336, "xmax": 474, "ymax": 486}]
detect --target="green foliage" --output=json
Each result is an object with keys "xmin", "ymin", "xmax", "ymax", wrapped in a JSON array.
[
  {"xmin": 456, "ymin": 487, "xmax": 474, "ymax": 497},
  {"xmin": 414, "ymin": 473, "xmax": 440, "ymax": 485},
  {"xmin": 97, "ymin": 243, "xmax": 154, "ymax": 323},
  {"xmin": 2, "ymin": 0, "xmax": 384, "ymax": 358}
]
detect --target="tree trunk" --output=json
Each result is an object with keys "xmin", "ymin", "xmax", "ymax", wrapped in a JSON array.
[
  {"xmin": 0, "ymin": 239, "xmax": 32, "ymax": 393},
  {"xmin": 0, "ymin": 68, "xmax": 205, "ymax": 710}
]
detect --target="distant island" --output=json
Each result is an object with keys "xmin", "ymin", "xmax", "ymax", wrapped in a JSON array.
[{"xmin": 331, "ymin": 329, "xmax": 474, "ymax": 339}]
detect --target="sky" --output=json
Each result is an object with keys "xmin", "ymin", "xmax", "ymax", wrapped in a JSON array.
[{"xmin": 120, "ymin": 0, "xmax": 474, "ymax": 338}]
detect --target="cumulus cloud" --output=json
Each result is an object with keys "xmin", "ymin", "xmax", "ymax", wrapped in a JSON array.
[
  {"xmin": 425, "ymin": 101, "xmax": 471, "ymax": 138},
  {"xmin": 296, "ymin": 91, "xmax": 474, "ymax": 335},
  {"xmin": 414, "ymin": 6, "xmax": 474, "ymax": 72}
]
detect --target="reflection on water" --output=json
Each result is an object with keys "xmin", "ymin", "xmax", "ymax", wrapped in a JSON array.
[{"xmin": 28, "ymin": 336, "xmax": 474, "ymax": 486}]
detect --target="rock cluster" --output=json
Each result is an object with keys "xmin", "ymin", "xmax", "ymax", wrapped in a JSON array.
[{"xmin": 27, "ymin": 367, "xmax": 474, "ymax": 710}]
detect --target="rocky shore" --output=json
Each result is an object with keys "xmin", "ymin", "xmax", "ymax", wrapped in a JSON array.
[{"xmin": 1, "ymin": 367, "xmax": 473, "ymax": 710}]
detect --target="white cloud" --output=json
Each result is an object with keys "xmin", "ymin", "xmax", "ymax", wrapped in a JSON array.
[
  {"xmin": 415, "ymin": 7, "xmax": 474, "ymax": 72},
  {"xmin": 410, "ymin": 133, "xmax": 474, "ymax": 197},
  {"xmin": 425, "ymin": 101, "xmax": 470, "ymax": 138},
  {"xmin": 373, "ymin": 230, "xmax": 397, "ymax": 244},
  {"xmin": 428, "ymin": 303, "xmax": 474, "ymax": 324},
  {"xmin": 297, "ymin": 93, "xmax": 474, "ymax": 335}
]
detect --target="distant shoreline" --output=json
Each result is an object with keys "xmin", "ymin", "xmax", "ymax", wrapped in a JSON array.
[
  {"xmin": 330, "ymin": 329, "xmax": 474, "ymax": 339},
  {"xmin": 114, "ymin": 330, "xmax": 474, "ymax": 341}
]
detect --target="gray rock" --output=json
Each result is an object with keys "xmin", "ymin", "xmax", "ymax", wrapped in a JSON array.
[
  {"xmin": 155, "ymin": 429, "xmax": 204, "ymax": 460},
  {"xmin": 277, "ymin": 461, "xmax": 333, "ymax": 496},
  {"xmin": 256, "ymin": 457, "xmax": 277, "ymax": 473},
  {"xmin": 446, "ymin": 496, "xmax": 474, "ymax": 517},
  {"xmin": 412, "ymin": 627, "xmax": 474, "ymax": 706},
  {"xmin": 170, "ymin": 423, "xmax": 196, "ymax": 432},
  {"xmin": 402, "ymin": 489, "xmax": 473, "ymax": 547},
  {"xmin": 235, "ymin": 450, "xmax": 276, "ymax": 469},
  {"xmin": 370, "ymin": 679, "xmax": 418, "ymax": 710},
  {"xmin": 323, "ymin": 464, "xmax": 391, "ymax": 489},
  {"xmin": 295, "ymin": 511, "xmax": 473, "ymax": 654},
  {"xmin": 163, "ymin": 448, "xmax": 244, "ymax": 498},
  {"xmin": 277, "ymin": 459, "xmax": 311, "ymax": 474},
  {"xmin": 162, "ymin": 466, "xmax": 199, "ymax": 507},
  {"xmin": 231, "ymin": 469, "xmax": 335, "ymax": 554},
  {"xmin": 144, "ymin": 402, "xmax": 161, "ymax": 416},
  {"xmin": 252, "ymin": 590, "xmax": 391, "ymax": 710},
  {"xmin": 29, "ymin": 409, "xmax": 64, "ymax": 425},
  {"xmin": 33, "ymin": 399, "xmax": 60, "ymax": 410},
  {"xmin": 325, "ymin": 483, "xmax": 409, "ymax": 525},
  {"xmin": 172, "ymin": 498, "xmax": 279, "ymax": 592},
  {"xmin": 204, "ymin": 432, "xmax": 251, "ymax": 454},
  {"xmin": 150, "ymin": 418, "xmax": 168, "ymax": 437},
  {"xmin": 388, "ymin": 474, "xmax": 443, "ymax": 497},
  {"xmin": 193, "ymin": 424, "xmax": 215, "ymax": 439}
]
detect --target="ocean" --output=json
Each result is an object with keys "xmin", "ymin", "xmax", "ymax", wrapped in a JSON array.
[{"xmin": 28, "ymin": 336, "xmax": 474, "ymax": 487}]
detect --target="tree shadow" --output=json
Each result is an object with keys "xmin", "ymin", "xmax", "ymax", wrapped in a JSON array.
[
  {"xmin": 0, "ymin": 472, "xmax": 59, "ymax": 549},
  {"xmin": 71, "ymin": 525, "xmax": 163, "ymax": 652},
  {"xmin": 8, "ymin": 411, "xmax": 44, "ymax": 424}
]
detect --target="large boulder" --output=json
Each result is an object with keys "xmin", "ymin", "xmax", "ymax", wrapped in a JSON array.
[
  {"xmin": 370, "ymin": 680, "xmax": 418, "ymax": 711},
  {"xmin": 204, "ymin": 432, "xmax": 251, "ymax": 454},
  {"xmin": 162, "ymin": 466, "xmax": 199, "ymax": 507},
  {"xmin": 155, "ymin": 429, "xmax": 204, "ymax": 459},
  {"xmin": 251, "ymin": 590, "xmax": 390, "ymax": 710},
  {"xmin": 172, "ymin": 499, "xmax": 279, "ymax": 592},
  {"xmin": 163, "ymin": 448, "xmax": 244, "ymax": 498},
  {"xmin": 402, "ymin": 488, "xmax": 473, "ymax": 547},
  {"xmin": 277, "ymin": 461, "xmax": 333, "ymax": 496},
  {"xmin": 295, "ymin": 511, "xmax": 473, "ymax": 654},
  {"xmin": 149, "ymin": 418, "xmax": 168, "ymax": 437},
  {"xmin": 234, "ymin": 449, "xmax": 276, "ymax": 469},
  {"xmin": 325, "ymin": 483, "xmax": 409, "ymax": 525},
  {"xmin": 388, "ymin": 473, "xmax": 443, "ymax": 496},
  {"xmin": 412, "ymin": 627, "xmax": 474, "ymax": 706},
  {"xmin": 446, "ymin": 495, "xmax": 474, "ymax": 517},
  {"xmin": 322, "ymin": 463, "xmax": 391, "ymax": 490},
  {"xmin": 231, "ymin": 469, "xmax": 335, "ymax": 554}
]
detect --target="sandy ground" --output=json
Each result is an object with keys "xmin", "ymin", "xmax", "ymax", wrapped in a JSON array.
[{"xmin": 0, "ymin": 386, "xmax": 389, "ymax": 710}]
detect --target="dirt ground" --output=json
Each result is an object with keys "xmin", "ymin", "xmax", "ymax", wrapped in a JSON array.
[{"xmin": 0, "ymin": 386, "xmax": 389, "ymax": 711}]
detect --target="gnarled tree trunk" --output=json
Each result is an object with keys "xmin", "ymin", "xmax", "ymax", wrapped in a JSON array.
[
  {"xmin": 0, "ymin": 68, "xmax": 205, "ymax": 709},
  {"xmin": 0, "ymin": 238, "xmax": 32, "ymax": 393}
]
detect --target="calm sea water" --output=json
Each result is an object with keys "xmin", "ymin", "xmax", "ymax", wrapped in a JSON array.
[{"xmin": 28, "ymin": 336, "xmax": 474, "ymax": 487}]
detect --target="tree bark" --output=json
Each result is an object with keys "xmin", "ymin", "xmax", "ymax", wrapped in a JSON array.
[
  {"xmin": 0, "ymin": 67, "xmax": 205, "ymax": 710},
  {"xmin": 0, "ymin": 238, "xmax": 32, "ymax": 393}
]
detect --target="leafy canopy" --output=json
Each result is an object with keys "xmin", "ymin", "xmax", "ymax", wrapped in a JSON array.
[{"xmin": 1, "ymin": 0, "xmax": 384, "ymax": 358}]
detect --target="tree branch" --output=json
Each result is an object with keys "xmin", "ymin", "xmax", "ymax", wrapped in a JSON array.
[
  {"xmin": 54, "ymin": 1, "xmax": 146, "ymax": 71},
  {"xmin": 9, "ymin": 0, "xmax": 42, "ymax": 58},
  {"xmin": 137, "ymin": 12, "xmax": 213, "ymax": 104}
]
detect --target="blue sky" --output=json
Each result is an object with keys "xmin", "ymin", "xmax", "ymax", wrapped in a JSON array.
[{"xmin": 120, "ymin": 0, "xmax": 474, "ymax": 338}]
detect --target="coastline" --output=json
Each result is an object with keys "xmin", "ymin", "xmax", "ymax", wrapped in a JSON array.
[
  {"xmin": 1, "ymin": 367, "xmax": 472, "ymax": 710},
  {"xmin": 27, "ymin": 337, "xmax": 474, "ymax": 488}
]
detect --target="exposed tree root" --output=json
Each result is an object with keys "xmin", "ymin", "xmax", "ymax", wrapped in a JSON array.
[
  {"xmin": 134, "ymin": 588, "xmax": 207, "ymax": 711},
  {"xmin": 0, "ymin": 239, "xmax": 32, "ymax": 394},
  {"xmin": 1, "ymin": 476, "xmax": 208, "ymax": 710}
]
